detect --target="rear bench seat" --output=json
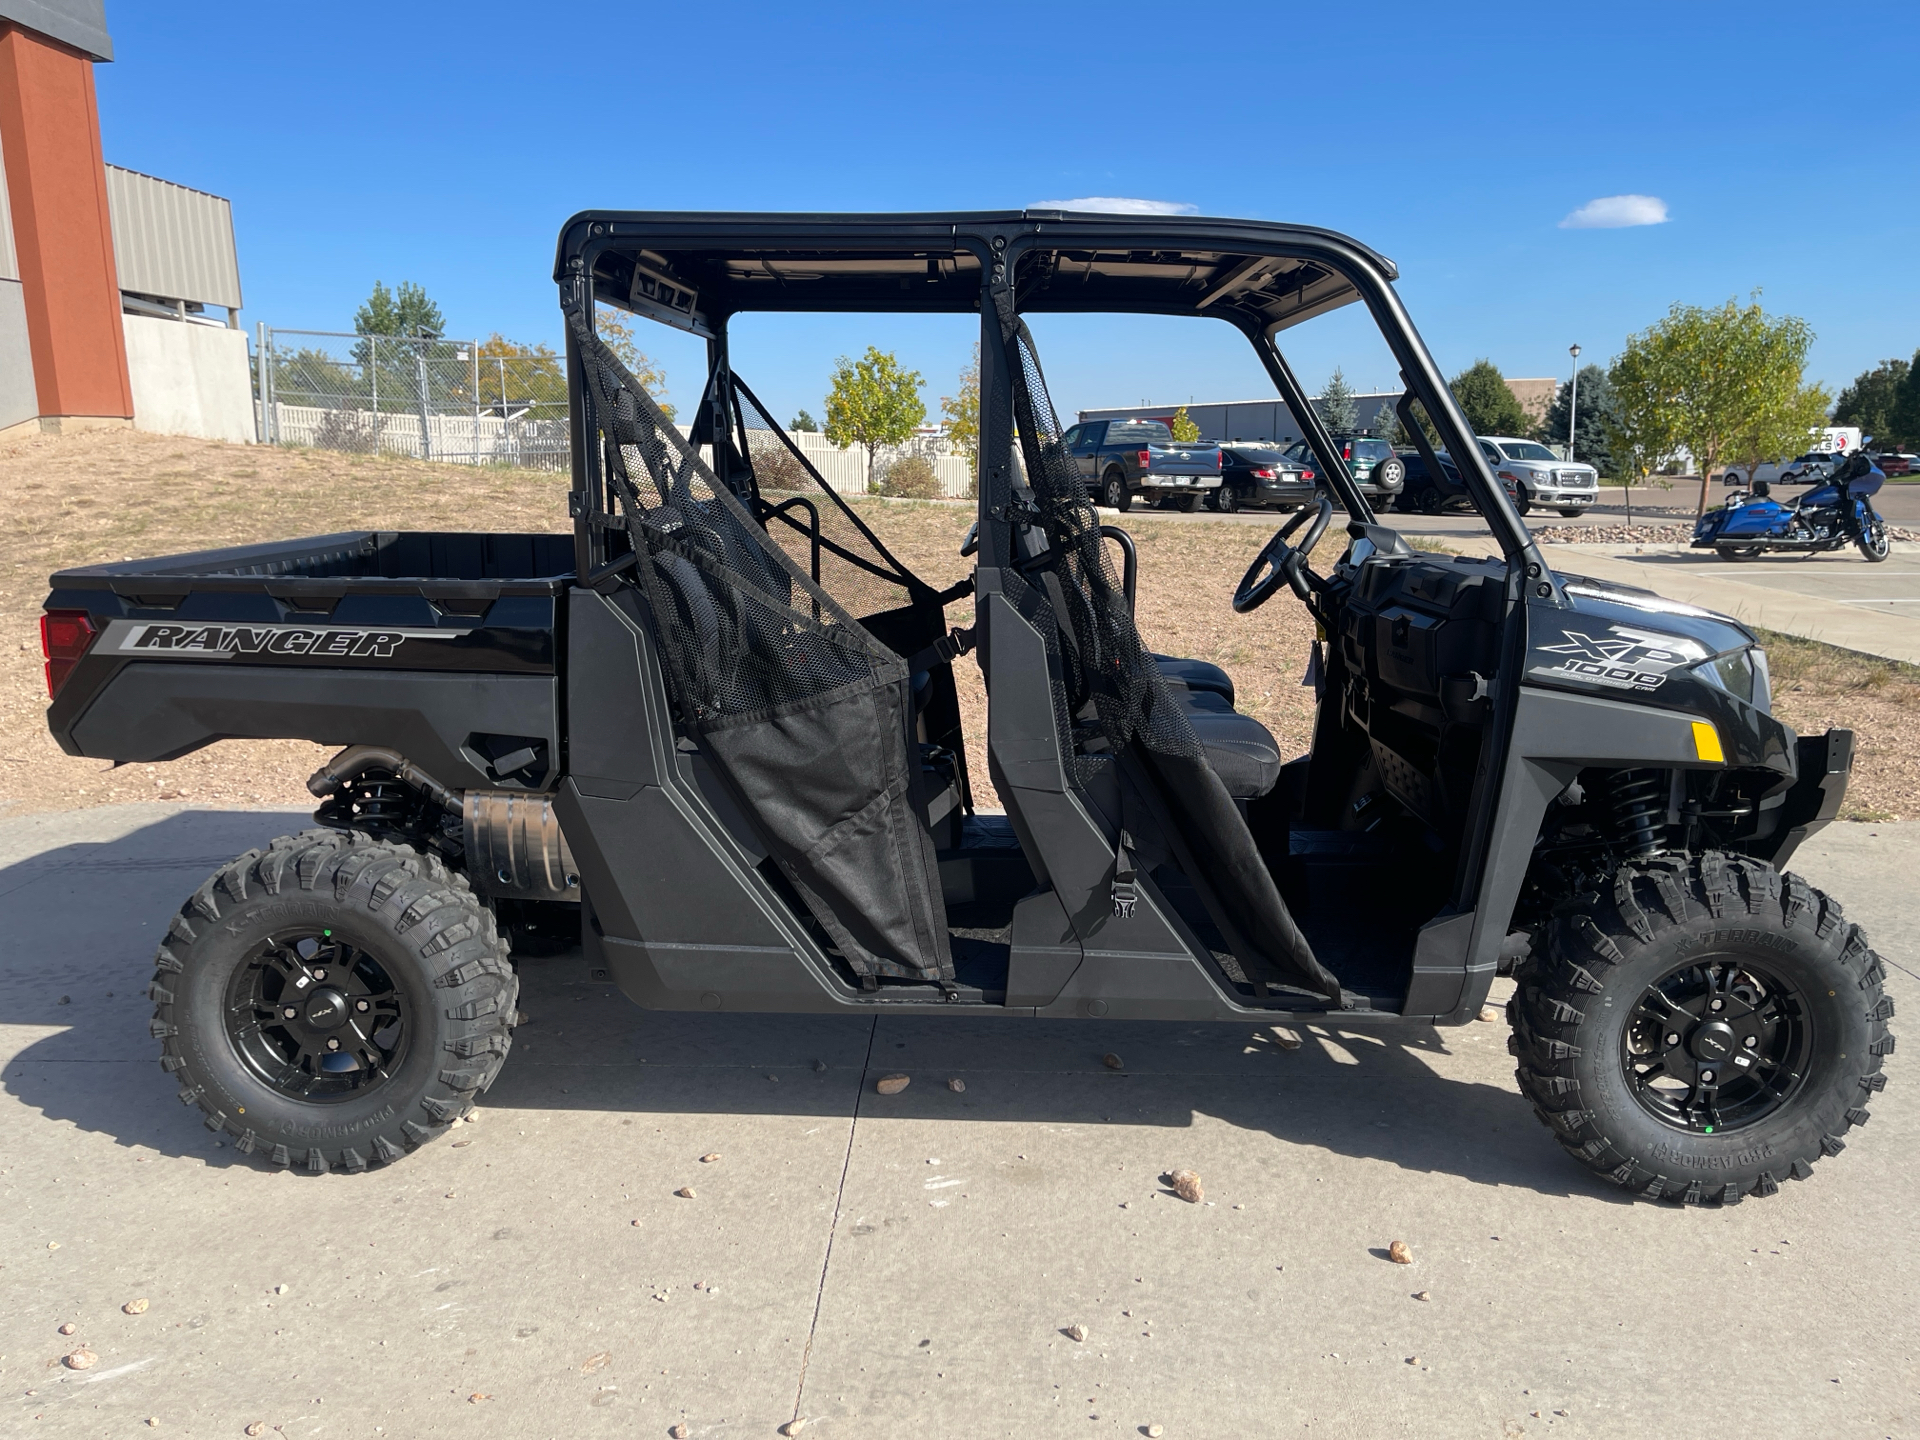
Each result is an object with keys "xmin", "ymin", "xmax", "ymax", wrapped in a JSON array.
[{"xmin": 1153, "ymin": 658, "xmax": 1280, "ymax": 799}]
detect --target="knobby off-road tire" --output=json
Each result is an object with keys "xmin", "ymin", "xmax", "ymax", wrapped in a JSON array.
[
  {"xmin": 149, "ymin": 830, "xmax": 517, "ymax": 1173},
  {"xmin": 1510, "ymin": 852, "xmax": 1893, "ymax": 1205}
]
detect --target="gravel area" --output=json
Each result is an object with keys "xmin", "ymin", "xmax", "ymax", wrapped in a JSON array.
[{"xmin": 1, "ymin": 429, "xmax": 1911, "ymax": 819}]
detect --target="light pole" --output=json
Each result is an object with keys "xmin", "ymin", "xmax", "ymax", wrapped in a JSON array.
[{"xmin": 1567, "ymin": 344, "xmax": 1582, "ymax": 462}]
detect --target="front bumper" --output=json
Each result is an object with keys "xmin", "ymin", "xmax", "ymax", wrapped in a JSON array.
[{"xmin": 1761, "ymin": 728, "xmax": 1853, "ymax": 867}]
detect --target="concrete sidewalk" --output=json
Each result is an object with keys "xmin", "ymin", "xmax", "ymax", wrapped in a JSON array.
[{"xmin": 2, "ymin": 804, "xmax": 1914, "ymax": 1438}]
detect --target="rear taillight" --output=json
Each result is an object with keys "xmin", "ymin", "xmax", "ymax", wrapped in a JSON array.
[
  {"xmin": 1302, "ymin": 469, "xmax": 1316, "ymax": 482},
  {"xmin": 1137, "ymin": 450, "xmax": 1152, "ymax": 469},
  {"xmin": 1253, "ymin": 467, "xmax": 1275, "ymax": 479},
  {"xmin": 1341, "ymin": 443, "xmax": 1352, "ymax": 460},
  {"xmin": 41, "ymin": 610, "xmax": 96, "ymax": 698}
]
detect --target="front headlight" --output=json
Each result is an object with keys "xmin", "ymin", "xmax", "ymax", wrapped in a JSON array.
[{"xmin": 1695, "ymin": 646, "xmax": 1771, "ymax": 713}]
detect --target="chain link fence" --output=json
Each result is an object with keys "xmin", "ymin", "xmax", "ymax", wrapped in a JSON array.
[
  {"xmin": 252, "ymin": 325, "xmax": 975, "ymax": 496},
  {"xmin": 254, "ymin": 327, "xmax": 571, "ymax": 471}
]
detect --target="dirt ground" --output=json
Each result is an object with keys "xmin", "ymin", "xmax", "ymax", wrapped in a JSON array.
[{"xmin": 1, "ymin": 428, "xmax": 1912, "ymax": 821}]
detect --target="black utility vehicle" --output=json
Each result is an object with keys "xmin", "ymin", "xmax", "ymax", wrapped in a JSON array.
[{"xmin": 44, "ymin": 211, "xmax": 1890, "ymax": 1204}]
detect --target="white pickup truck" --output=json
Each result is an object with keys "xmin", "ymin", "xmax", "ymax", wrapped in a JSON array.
[{"xmin": 1479, "ymin": 436, "xmax": 1598, "ymax": 517}]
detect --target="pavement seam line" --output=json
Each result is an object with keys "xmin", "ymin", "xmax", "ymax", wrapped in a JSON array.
[{"xmin": 791, "ymin": 1013, "xmax": 876, "ymax": 1422}]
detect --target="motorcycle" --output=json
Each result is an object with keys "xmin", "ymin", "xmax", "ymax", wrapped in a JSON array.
[{"xmin": 1692, "ymin": 452, "xmax": 1891, "ymax": 562}]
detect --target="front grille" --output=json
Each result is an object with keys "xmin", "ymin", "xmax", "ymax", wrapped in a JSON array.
[{"xmin": 1554, "ymin": 469, "xmax": 1596, "ymax": 488}]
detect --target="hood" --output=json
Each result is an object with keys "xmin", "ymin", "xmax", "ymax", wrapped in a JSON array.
[{"xmin": 1550, "ymin": 571, "xmax": 1755, "ymax": 658}]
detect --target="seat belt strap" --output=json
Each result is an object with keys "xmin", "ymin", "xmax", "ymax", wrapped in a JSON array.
[{"xmin": 905, "ymin": 626, "xmax": 976, "ymax": 674}]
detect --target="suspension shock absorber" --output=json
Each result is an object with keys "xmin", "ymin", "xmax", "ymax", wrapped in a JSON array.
[
  {"xmin": 1609, "ymin": 769, "xmax": 1667, "ymax": 859},
  {"xmin": 351, "ymin": 772, "xmax": 410, "ymax": 828}
]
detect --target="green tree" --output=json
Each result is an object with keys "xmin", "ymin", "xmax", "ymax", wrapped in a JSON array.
[
  {"xmin": 354, "ymin": 280, "xmax": 445, "ymax": 338},
  {"xmin": 1612, "ymin": 294, "xmax": 1828, "ymax": 515},
  {"xmin": 1895, "ymin": 352, "xmax": 1920, "ymax": 448},
  {"xmin": 1316, "ymin": 367, "xmax": 1358, "ymax": 432},
  {"xmin": 940, "ymin": 344, "xmax": 980, "ymax": 478},
  {"xmin": 825, "ymin": 346, "xmax": 926, "ymax": 483},
  {"xmin": 1605, "ymin": 344, "xmax": 1681, "ymax": 523},
  {"xmin": 592, "ymin": 305, "xmax": 674, "ymax": 420},
  {"xmin": 1833, "ymin": 357, "xmax": 1912, "ymax": 447},
  {"xmin": 1168, "ymin": 404, "xmax": 1200, "ymax": 442},
  {"xmin": 1448, "ymin": 359, "xmax": 1532, "ymax": 437},
  {"xmin": 790, "ymin": 409, "xmax": 820, "ymax": 433},
  {"xmin": 1536, "ymin": 363, "xmax": 1620, "ymax": 476}
]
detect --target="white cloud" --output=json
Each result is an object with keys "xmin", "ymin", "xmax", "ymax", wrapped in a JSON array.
[
  {"xmin": 1030, "ymin": 197, "xmax": 1200, "ymax": 216},
  {"xmin": 1559, "ymin": 194, "xmax": 1670, "ymax": 229}
]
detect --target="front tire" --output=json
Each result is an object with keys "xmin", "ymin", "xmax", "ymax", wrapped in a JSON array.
[
  {"xmin": 1558, "ymin": 507, "xmax": 1586, "ymax": 518},
  {"xmin": 1510, "ymin": 854, "xmax": 1891, "ymax": 1205},
  {"xmin": 1171, "ymin": 491, "xmax": 1199, "ymax": 512},
  {"xmin": 1102, "ymin": 469, "xmax": 1132, "ymax": 513},
  {"xmin": 149, "ymin": 830, "xmax": 517, "ymax": 1173},
  {"xmin": 1858, "ymin": 522, "xmax": 1891, "ymax": 562}
]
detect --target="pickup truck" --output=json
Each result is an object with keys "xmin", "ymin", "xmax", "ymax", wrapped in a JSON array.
[{"xmin": 1063, "ymin": 418, "xmax": 1221, "ymax": 512}]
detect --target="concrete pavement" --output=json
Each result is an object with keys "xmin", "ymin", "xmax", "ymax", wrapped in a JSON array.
[{"xmin": 2, "ymin": 804, "xmax": 1915, "ymax": 1438}]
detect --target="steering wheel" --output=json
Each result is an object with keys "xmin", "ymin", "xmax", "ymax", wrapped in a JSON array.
[{"xmin": 1233, "ymin": 495, "xmax": 1334, "ymax": 613}]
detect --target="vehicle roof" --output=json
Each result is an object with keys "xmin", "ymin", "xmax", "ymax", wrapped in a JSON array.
[{"xmin": 554, "ymin": 209, "xmax": 1397, "ymax": 339}]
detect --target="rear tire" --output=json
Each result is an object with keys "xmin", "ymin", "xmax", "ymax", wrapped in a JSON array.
[
  {"xmin": 1510, "ymin": 853, "xmax": 1891, "ymax": 1205},
  {"xmin": 1515, "ymin": 489, "xmax": 1534, "ymax": 517},
  {"xmin": 1417, "ymin": 487, "xmax": 1444, "ymax": 515},
  {"xmin": 1209, "ymin": 484, "xmax": 1240, "ymax": 514},
  {"xmin": 1102, "ymin": 469, "xmax": 1131, "ymax": 513},
  {"xmin": 149, "ymin": 830, "xmax": 517, "ymax": 1173}
]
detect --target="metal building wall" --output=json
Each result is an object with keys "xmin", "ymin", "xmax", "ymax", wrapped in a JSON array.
[{"xmin": 104, "ymin": 164, "xmax": 241, "ymax": 313}]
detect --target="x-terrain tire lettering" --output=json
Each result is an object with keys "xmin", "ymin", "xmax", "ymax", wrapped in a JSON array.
[
  {"xmin": 149, "ymin": 830, "xmax": 517, "ymax": 1172},
  {"xmin": 1510, "ymin": 853, "xmax": 1893, "ymax": 1204}
]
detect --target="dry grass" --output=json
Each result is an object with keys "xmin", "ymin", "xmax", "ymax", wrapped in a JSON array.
[{"xmin": 0, "ymin": 428, "xmax": 1908, "ymax": 822}]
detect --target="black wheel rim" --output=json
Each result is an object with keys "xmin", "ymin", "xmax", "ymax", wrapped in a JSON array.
[
  {"xmin": 1621, "ymin": 956, "xmax": 1811, "ymax": 1134},
  {"xmin": 224, "ymin": 930, "xmax": 413, "ymax": 1103}
]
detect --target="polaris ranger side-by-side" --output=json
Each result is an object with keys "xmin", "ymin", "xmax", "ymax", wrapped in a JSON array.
[{"xmin": 43, "ymin": 211, "xmax": 1890, "ymax": 1203}]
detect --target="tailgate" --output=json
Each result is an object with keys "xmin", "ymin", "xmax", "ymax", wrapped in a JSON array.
[{"xmin": 1144, "ymin": 443, "xmax": 1220, "ymax": 475}]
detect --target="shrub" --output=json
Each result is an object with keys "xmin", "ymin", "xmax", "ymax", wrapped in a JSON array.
[
  {"xmin": 748, "ymin": 437, "xmax": 815, "ymax": 492},
  {"xmin": 878, "ymin": 454, "xmax": 941, "ymax": 499}
]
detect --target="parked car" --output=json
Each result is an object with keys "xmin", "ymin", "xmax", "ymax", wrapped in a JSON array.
[
  {"xmin": 1725, "ymin": 451, "xmax": 1842, "ymax": 487},
  {"xmin": 1394, "ymin": 449, "xmax": 1519, "ymax": 514},
  {"xmin": 1868, "ymin": 452, "xmax": 1914, "ymax": 477},
  {"xmin": 1478, "ymin": 436, "xmax": 1597, "ymax": 517},
  {"xmin": 1067, "ymin": 418, "xmax": 1221, "ymax": 512},
  {"xmin": 1279, "ymin": 436, "xmax": 1405, "ymax": 502},
  {"xmin": 1209, "ymin": 443, "xmax": 1317, "ymax": 512}
]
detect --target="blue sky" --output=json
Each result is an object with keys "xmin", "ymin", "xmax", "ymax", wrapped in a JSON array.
[{"xmin": 96, "ymin": 1, "xmax": 1918, "ymax": 427}]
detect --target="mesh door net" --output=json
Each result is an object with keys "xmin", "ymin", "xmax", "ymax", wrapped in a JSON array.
[
  {"xmin": 1004, "ymin": 320, "xmax": 1340, "ymax": 1003},
  {"xmin": 572, "ymin": 319, "xmax": 952, "ymax": 983}
]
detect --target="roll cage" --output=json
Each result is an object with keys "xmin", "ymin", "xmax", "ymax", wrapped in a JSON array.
[{"xmin": 552, "ymin": 209, "xmax": 1551, "ymax": 586}]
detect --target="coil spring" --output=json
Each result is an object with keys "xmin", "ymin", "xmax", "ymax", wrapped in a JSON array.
[
  {"xmin": 1610, "ymin": 769, "xmax": 1667, "ymax": 859},
  {"xmin": 351, "ymin": 773, "xmax": 409, "ymax": 827}
]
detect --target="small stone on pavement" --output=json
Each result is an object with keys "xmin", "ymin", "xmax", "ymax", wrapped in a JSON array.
[
  {"xmin": 875, "ymin": 1073, "xmax": 911, "ymax": 1095},
  {"xmin": 675, "ymin": 1186, "xmax": 695, "ymax": 1199},
  {"xmin": 1413, "ymin": 1290, "xmax": 1431, "ymax": 1301},
  {"xmin": 1388, "ymin": 1240, "xmax": 1413, "ymax": 1264},
  {"xmin": 947, "ymin": 1077, "xmax": 965, "ymax": 1092},
  {"xmin": 1477, "ymin": 1005, "xmax": 1500, "ymax": 1023},
  {"xmin": 1103, "ymin": 1052, "xmax": 1124, "ymax": 1069},
  {"xmin": 62, "ymin": 1347, "xmax": 97, "ymax": 1370},
  {"xmin": 1168, "ymin": 1169, "xmax": 1203, "ymax": 1203},
  {"xmin": 699, "ymin": 1153, "xmax": 720, "ymax": 1163},
  {"xmin": 123, "ymin": 1298, "xmax": 149, "ymax": 1314},
  {"xmin": 57, "ymin": 1323, "xmax": 75, "ymax": 1336},
  {"xmin": 1065, "ymin": 1324, "xmax": 1088, "ymax": 1342}
]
